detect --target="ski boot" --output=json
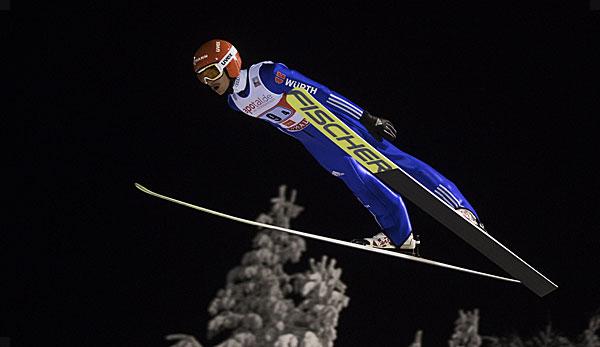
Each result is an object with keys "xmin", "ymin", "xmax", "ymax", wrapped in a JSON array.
[{"xmin": 351, "ymin": 232, "xmax": 421, "ymax": 257}]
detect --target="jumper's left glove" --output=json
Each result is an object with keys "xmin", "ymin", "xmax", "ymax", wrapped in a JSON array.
[{"xmin": 360, "ymin": 110, "xmax": 397, "ymax": 142}]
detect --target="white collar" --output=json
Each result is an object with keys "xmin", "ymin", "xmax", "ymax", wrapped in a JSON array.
[{"xmin": 232, "ymin": 69, "xmax": 248, "ymax": 93}]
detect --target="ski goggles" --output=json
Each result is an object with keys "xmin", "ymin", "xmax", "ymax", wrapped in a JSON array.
[{"xmin": 195, "ymin": 46, "xmax": 238, "ymax": 84}]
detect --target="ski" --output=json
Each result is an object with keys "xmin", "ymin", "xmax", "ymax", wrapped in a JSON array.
[
  {"xmin": 285, "ymin": 87, "xmax": 557, "ymax": 297},
  {"xmin": 134, "ymin": 183, "xmax": 520, "ymax": 284}
]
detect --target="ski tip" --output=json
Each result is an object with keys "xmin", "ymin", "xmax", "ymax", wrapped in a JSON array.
[{"xmin": 134, "ymin": 182, "xmax": 147, "ymax": 191}]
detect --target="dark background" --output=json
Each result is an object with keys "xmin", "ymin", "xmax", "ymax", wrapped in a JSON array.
[{"xmin": 8, "ymin": 2, "xmax": 599, "ymax": 346}]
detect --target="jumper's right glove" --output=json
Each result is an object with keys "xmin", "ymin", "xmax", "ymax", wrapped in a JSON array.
[{"xmin": 360, "ymin": 110, "xmax": 397, "ymax": 142}]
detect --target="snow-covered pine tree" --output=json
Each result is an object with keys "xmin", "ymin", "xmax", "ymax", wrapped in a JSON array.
[
  {"xmin": 166, "ymin": 185, "xmax": 349, "ymax": 347},
  {"xmin": 480, "ymin": 308, "xmax": 600, "ymax": 347},
  {"xmin": 448, "ymin": 309, "xmax": 482, "ymax": 347},
  {"xmin": 408, "ymin": 330, "xmax": 423, "ymax": 347},
  {"xmin": 577, "ymin": 312, "xmax": 600, "ymax": 347}
]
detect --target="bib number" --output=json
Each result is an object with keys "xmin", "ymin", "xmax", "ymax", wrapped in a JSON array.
[{"xmin": 262, "ymin": 106, "xmax": 293, "ymax": 124}]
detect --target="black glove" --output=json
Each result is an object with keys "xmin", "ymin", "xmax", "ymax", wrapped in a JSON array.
[{"xmin": 360, "ymin": 110, "xmax": 397, "ymax": 142}]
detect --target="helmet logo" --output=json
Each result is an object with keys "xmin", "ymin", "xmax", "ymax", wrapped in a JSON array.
[
  {"xmin": 220, "ymin": 52, "xmax": 234, "ymax": 66},
  {"xmin": 193, "ymin": 54, "xmax": 208, "ymax": 64},
  {"xmin": 215, "ymin": 41, "xmax": 221, "ymax": 53}
]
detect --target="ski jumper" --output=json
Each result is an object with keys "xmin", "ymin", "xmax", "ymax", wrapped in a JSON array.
[{"xmin": 227, "ymin": 62, "xmax": 479, "ymax": 245}]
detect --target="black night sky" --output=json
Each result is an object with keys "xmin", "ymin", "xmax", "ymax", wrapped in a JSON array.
[{"xmin": 9, "ymin": 2, "xmax": 600, "ymax": 346}]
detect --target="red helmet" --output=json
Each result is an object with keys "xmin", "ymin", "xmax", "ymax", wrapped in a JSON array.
[{"xmin": 193, "ymin": 39, "xmax": 242, "ymax": 84}]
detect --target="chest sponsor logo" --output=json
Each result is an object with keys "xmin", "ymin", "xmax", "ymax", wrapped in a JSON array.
[
  {"xmin": 284, "ymin": 79, "xmax": 318, "ymax": 94},
  {"xmin": 286, "ymin": 88, "xmax": 398, "ymax": 173},
  {"xmin": 252, "ymin": 76, "xmax": 261, "ymax": 87},
  {"xmin": 286, "ymin": 118, "xmax": 309, "ymax": 132},
  {"xmin": 242, "ymin": 94, "xmax": 275, "ymax": 114}
]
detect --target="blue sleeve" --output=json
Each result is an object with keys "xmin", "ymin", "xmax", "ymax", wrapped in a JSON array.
[{"xmin": 259, "ymin": 62, "xmax": 365, "ymax": 125}]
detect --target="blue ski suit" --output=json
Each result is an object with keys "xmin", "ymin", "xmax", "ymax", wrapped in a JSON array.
[{"xmin": 227, "ymin": 61, "xmax": 479, "ymax": 245}]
